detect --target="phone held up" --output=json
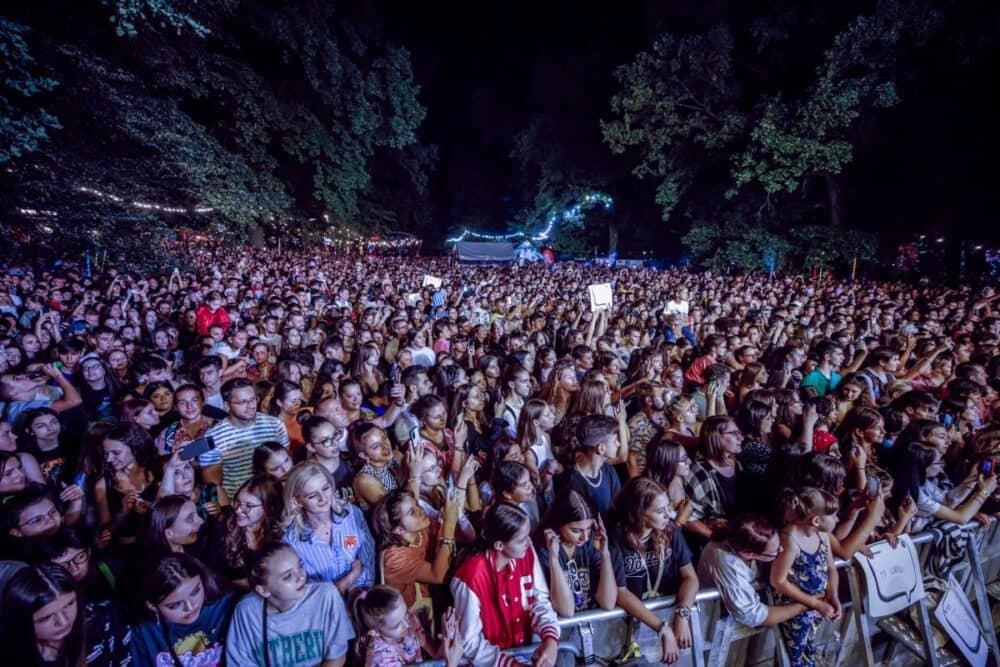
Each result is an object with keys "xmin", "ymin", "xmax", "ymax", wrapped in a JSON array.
[{"xmin": 180, "ymin": 436, "xmax": 216, "ymax": 462}]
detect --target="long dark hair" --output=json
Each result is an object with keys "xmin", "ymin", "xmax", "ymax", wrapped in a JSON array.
[
  {"xmin": 142, "ymin": 494, "xmax": 192, "ymax": 556},
  {"xmin": 136, "ymin": 553, "xmax": 228, "ymax": 621},
  {"xmin": 3, "ymin": 563, "xmax": 85, "ymax": 667},
  {"xmin": 540, "ymin": 490, "xmax": 594, "ymax": 532},
  {"xmin": 102, "ymin": 422, "xmax": 161, "ymax": 479},
  {"xmin": 613, "ymin": 477, "xmax": 673, "ymax": 555},
  {"xmin": 224, "ymin": 475, "xmax": 284, "ymax": 573}
]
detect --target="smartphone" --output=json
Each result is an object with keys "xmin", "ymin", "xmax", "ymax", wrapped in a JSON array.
[
  {"xmin": 941, "ymin": 413, "xmax": 954, "ymax": 428},
  {"xmin": 26, "ymin": 369, "xmax": 46, "ymax": 380},
  {"xmin": 408, "ymin": 425, "xmax": 421, "ymax": 447},
  {"xmin": 866, "ymin": 474, "xmax": 881, "ymax": 497},
  {"xmin": 980, "ymin": 458, "xmax": 995, "ymax": 477},
  {"xmin": 180, "ymin": 436, "xmax": 215, "ymax": 462}
]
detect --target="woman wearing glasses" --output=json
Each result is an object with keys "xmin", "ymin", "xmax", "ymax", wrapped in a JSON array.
[
  {"xmin": 696, "ymin": 514, "xmax": 808, "ymax": 629},
  {"xmin": 682, "ymin": 416, "xmax": 745, "ymax": 544},
  {"xmin": 221, "ymin": 475, "xmax": 284, "ymax": 585},
  {"xmin": 536, "ymin": 490, "xmax": 616, "ymax": 617}
]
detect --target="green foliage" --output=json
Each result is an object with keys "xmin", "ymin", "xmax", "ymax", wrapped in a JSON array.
[
  {"xmin": 602, "ymin": 26, "xmax": 746, "ymax": 221},
  {"xmin": 105, "ymin": 0, "xmax": 210, "ymax": 39},
  {"xmin": 605, "ymin": 0, "xmax": 943, "ymax": 272},
  {"xmin": 0, "ymin": 18, "xmax": 60, "ymax": 164},
  {"xmin": 0, "ymin": 1, "xmax": 432, "ymax": 248},
  {"xmin": 732, "ymin": 0, "xmax": 939, "ymax": 198}
]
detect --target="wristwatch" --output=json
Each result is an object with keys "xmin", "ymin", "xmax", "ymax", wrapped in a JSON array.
[{"xmin": 674, "ymin": 606, "xmax": 692, "ymax": 620}]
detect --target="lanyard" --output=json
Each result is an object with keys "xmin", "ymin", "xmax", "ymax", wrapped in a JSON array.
[
  {"xmin": 262, "ymin": 601, "xmax": 272, "ymax": 667},
  {"xmin": 641, "ymin": 548, "xmax": 665, "ymax": 600}
]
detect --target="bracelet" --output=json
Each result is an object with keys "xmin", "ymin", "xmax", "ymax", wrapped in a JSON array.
[
  {"xmin": 456, "ymin": 486, "xmax": 467, "ymax": 491},
  {"xmin": 441, "ymin": 538, "xmax": 456, "ymax": 549}
]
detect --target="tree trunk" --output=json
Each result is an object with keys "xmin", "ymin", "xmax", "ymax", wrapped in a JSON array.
[
  {"xmin": 608, "ymin": 220, "xmax": 619, "ymax": 255},
  {"xmin": 824, "ymin": 173, "xmax": 844, "ymax": 227}
]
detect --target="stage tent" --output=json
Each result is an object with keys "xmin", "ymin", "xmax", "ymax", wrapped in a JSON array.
[{"xmin": 455, "ymin": 241, "xmax": 515, "ymax": 263}]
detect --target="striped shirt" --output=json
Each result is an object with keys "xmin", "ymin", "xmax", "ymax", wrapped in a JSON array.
[
  {"xmin": 199, "ymin": 414, "xmax": 289, "ymax": 496},
  {"xmin": 283, "ymin": 505, "xmax": 376, "ymax": 589}
]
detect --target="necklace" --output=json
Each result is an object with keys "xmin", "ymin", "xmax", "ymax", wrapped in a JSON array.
[{"xmin": 575, "ymin": 464, "xmax": 603, "ymax": 488}]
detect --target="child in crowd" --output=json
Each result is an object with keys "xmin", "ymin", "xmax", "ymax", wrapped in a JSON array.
[
  {"xmin": 226, "ymin": 542, "xmax": 355, "ymax": 667},
  {"xmin": 354, "ymin": 584, "xmax": 463, "ymax": 667},
  {"xmin": 770, "ymin": 487, "xmax": 841, "ymax": 666}
]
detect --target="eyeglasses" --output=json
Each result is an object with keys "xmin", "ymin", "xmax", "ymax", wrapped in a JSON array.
[
  {"xmin": 20, "ymin": 505, "xmax": 60, "ymax": 528},
  {"xmin": 722, "ymin": 429, "xmax": 742, "ymax": 436},
  {"xmin": 229, "ymin": 398, "xmax": 258, "ymax": 406},
  {"xmin": 54, "ymin": 550, "xmax": 89, "ymax": 568},
  {"xmin": 234, "ymin": 500, "xmax": 262, "ymax": 512}
]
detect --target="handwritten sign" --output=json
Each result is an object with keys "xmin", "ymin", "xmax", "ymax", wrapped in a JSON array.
[
  {"xmin": 422, "ymin": 275, "xmax": 442, "ymax": 289},
  {"xmin": 853, "ymin": 535, "xmax": 925, "ymax": 618},
  {"xmin": 588, "ymin": 283, "xmax": 613, "ymax": 312},
  {"xmin": 934, "ymin": 575, "xmax": 988, "ymax": 667}
]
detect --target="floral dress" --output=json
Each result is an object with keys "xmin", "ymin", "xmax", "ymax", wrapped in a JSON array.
[
  {"xmin": 778, "ymin": 532, "xmax": 830, "ymax": 666},
  {"xmin": 363, "ymin": 628, "xmax": 423, "ymax": 667}
]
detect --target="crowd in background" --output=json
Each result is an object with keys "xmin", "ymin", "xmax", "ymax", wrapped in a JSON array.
[{"xmin": 0, "ymin": 244, "xmax": 998, "ymax": 667}]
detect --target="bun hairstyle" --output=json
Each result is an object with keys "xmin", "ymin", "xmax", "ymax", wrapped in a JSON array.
[
  {"xmin": 540, "ymin": 489, "xmax": 594, "ymax": 532},
  {"xmin": 373, "ymin": 488, "xmax": 417, "ymax": 547},
  {"xmin": 247, "ymin": 541, "xmax": 296, "ymax": 590},
  {"xmin": 482, "ymin": 502, "xmax": 530, "ymax": 549},
  {"xmin": 712, "ymin": 514, "xmax": 776, "ymax": 555},
  {"xmin": 779, "ymin": 486, "xmax": 839, "ymax": 525},
  {"xmin": 354, "ymin": 584, "xmax": 403, "ymax": 635}
]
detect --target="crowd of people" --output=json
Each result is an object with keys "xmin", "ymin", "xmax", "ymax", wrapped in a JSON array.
[{"xmin": 0, "ymin": 243, "xmax": 998, "ymax": 667}]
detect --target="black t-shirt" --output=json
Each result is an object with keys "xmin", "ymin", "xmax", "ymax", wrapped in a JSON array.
[
  {"xmin": 537, "ymin": 539, "xmax": 603, "ymax": 612},
  {"xmin": 554, "ymin": 463, "xmax": 622, "ymax": 518},
  {"xmin": 610, "ymin": 527, "xmax": 692, "ymax": 599}
]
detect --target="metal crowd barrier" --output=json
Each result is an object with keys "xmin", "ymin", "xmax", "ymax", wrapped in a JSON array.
[{"xmin": 416, "ymin": 518, "xmax": 1000, "ymax": 666}]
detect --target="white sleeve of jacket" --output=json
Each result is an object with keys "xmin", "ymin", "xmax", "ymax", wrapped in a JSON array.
[
  {"xmin": 450, "ymin": 577, "xmax": 519, "ymax": 667},
  {"xmin": 528, "ymin": 546, "xmax": 562, "ymax": 644}
]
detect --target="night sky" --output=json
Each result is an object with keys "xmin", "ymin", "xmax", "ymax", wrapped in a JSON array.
[{"xmin": 376, "ymin": 0, "xmax": 1000, "ymax": 251}]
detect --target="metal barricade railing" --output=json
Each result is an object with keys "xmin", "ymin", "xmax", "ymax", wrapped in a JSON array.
[{"xmin": 415, "ymin": 520, "xmax": 999, "ymax": 667}]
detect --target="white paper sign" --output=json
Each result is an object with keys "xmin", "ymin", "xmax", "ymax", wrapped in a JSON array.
[
  {"xmin": 588, "ymin": 282, "xmax": 613, "ymax": 312},
  {"xmin": 422, "ymin": 275, "xmax": 442, "ymax": 289},
  {"xmin": 934, "ymin": 575, "xmax": 988, "ymax": 667},
  {"xmin": 853, "ymin": 535, "xmax": 925, "ymax": 618},
  {"xmin": 405, "ymin": 292, "xmax": 421, "ymax": 308}
]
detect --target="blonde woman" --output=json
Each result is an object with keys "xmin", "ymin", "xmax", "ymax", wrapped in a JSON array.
[{"xmin": 281, "ymin": 462, "xmax": 376, "ymax": 593}]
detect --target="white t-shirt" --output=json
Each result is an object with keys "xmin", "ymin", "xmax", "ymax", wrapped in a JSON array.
[
  {"xmin": 665, "ymin": 299, "xmax": 689, "ymax": 316},
  {"xmin": 696, "ymin": 541, "xmax": 768, "ymax": 628}
]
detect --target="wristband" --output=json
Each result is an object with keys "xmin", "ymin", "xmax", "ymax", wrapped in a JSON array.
[{"xmin": 456, "ymin": 486, "xmax": 467, "ymax": 491}]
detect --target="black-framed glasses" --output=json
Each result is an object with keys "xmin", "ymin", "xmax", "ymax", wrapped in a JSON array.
[
  {"xmin": 53, "ymin": 549, "xmax": 89, "ymax": 568},
  {"xmin": 20, "ymin": 505, "xmax": 60, "ymax": 528}
]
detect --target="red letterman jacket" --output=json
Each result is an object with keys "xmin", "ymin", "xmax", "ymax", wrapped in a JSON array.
[{"xmin": 450, "ymin": 546, "xmax": 560, "ymax": 666}]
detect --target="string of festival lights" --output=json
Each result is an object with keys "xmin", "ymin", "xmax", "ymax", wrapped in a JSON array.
[{"xmin": 445, "ymin": 192, "xmax": 613, "ymax": 244}]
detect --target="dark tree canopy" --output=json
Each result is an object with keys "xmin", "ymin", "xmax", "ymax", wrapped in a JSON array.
[{"xmin": 0, "ymin": 0, "xmax": 433, "ymax": 257}]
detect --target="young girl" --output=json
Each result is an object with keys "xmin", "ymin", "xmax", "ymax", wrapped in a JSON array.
[
  {"xmin": 302, "ymin": 416, "xmax": 353, "ymax": 502},
  {"xmin": 5, "ymin": 562, "xmax": 132, "ymax": 667},
  {"xmin": 375, "ymin": 487, "xmax": 461, "ymax": 634},
  {"xmin": 252, "ymin": 441, "xmax": 294, "ymax": 483},
  {"xmin": 222, "ymin": 475, "xmax": 284, "ymax": 582},
  {"xmin": 537, "ymin": 489, "xmax": 617, "ymax": 616},
  {"xmin": 226, "ymin": 542, "xmax": 355, "ymax": 667},
  {"xmin": 770, "ymin": 487, "xmax": 841, "ymax": 666},
  {"xmin": 450, "ymin": 502, "xmax": 560, "ymax": 667},
  {"xmin": 131, "ymin": 553, "xmax": 237, "ymax": 667},
  {"xmin": 516, "ymin": 399, "xmax": 557, "ymax": 476},
  {"xmin": 609, "ymin": 478, "xmax": 698, "ymax": 665},
  {"xmin": 643, "ymin": 438, "xmax": 693, "ymax": 525},
  {"xmin": 491, "ymin": 460, "xmax": 540, "ymax": 531},
  {"xmin": 355, "ymin": 585, "xmax": 463, "ymax": 667},
  {"xmin": 282, "ymin": 462, "xmax": 376, "ymax": 592},
  {"xmin": 94, "ymin": 422, "xmax": 161, "ymax": 548}
]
